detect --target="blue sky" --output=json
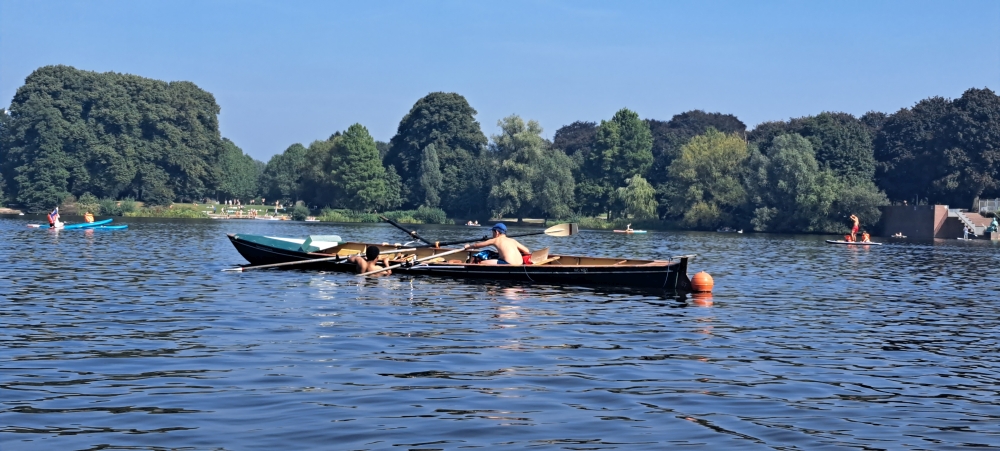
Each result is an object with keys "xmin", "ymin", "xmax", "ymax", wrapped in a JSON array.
[{"xmin": 2, "ymin": 0, "xmax": 997, "ymax": 161}]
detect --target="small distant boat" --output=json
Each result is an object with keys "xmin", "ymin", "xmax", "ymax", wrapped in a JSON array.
[
  {"xmin": 890, "ymin": 233, "xmax": 907, "ymax": 239},
  {"xmin": 304, "ymin": 217, "xmax": 320, "ymax": 222},
  {"xmin": 717, "ymin": 227, "xmax": 743, "ymax": 233},
  {"xmin": 28, "ymin": 218, "xmax": 113, "ymax": 229},
  {"xmin": 465, "ymin": 222, "xmax": 481, "ymax": 227},
  {"xmin": 613, "ymin": 229, "xmax": 647, "ymax": 234},
  {"xmin": 826, "ymin": 240, "xmax": 882, "ymax": 246}
]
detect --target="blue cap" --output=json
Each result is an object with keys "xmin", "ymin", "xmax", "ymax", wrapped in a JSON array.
[{"xmin": 491, "ymin": 223, "xmax": 507, "ymax": 234}]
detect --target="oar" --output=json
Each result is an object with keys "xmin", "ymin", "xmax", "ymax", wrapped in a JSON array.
[
  {"xmin": 224, "ymin": 248, "xmax": 416, "ymax": 272},
  {"xmin": 359, "ymin": 247, "xmax": 468, "ymax": 277},
  {"xmin": 380, "ymin": 215, "xmax": 435, "ymax": 246},
  {"xmin": 415, "ymin": 223, "xmax": 578, "ymax": 248}
]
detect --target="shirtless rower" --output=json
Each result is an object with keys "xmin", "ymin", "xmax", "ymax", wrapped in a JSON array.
[
  {"xmin": 464, "ymin": 223, "xmax": 531, "ymax": 266},
  {"xmin": 348, "ymin": 245, "xmax": 393, "ymax": 276}
]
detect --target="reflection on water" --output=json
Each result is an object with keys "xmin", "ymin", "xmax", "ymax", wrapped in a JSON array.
[{"xmin": 2, "ymin": 217, "xmax": 999, "ymax": 450}]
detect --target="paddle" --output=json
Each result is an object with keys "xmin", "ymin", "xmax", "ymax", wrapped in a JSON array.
[
  {"xmin": 379, "ymin": 215, "xmax": 434, "ymax": 246},
  {"xmin": 359, "ymin": 247, "xmax": 468, "ymax": 277},
  {"xmin": 415, "ymin": 223, "xmax": 578, "ymax": 248},
  {"xmin": 224, "ymin": 248, "xmax": 417, "ymax": 272}
]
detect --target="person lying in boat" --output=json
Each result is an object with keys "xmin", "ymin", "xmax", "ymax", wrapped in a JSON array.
[
  {"xmin": 463, "ymin": 223, "xmax": 531, "ymax": 265},
  {"xmin": 348, "ymin": 245, "xmax": 393, "ymax": 276}
]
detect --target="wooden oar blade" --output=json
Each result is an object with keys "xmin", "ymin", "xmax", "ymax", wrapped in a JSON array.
[{"xmin": 543, "ymin": 223, "xmax": 578, "ymax": 237}]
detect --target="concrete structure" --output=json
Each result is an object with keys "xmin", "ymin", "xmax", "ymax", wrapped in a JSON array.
[{"xmin": 879, "ymin": 205, "xmax": 996, "ymax": 240}]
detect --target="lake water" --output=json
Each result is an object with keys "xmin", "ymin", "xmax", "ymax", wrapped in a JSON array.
[{"xmin": 2, "ymin": 217, "xmax": 999, "ymax": 450}]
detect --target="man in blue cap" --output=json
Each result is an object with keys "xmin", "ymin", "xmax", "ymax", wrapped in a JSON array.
[{"xmin": 464, "ymin": 223, "xmax": 532, "ymax": 265}]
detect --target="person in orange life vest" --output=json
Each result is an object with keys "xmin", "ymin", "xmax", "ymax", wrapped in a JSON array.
[
  {"xmin": 48, "ymin": 207, "xmax": 63, "ymax": 229},
  {"xmin": 843, "ymin": 234, "xmax": 853, "ymax": 242},
  {"xmin": 464, "ymin": 223, "xmax": 532, "ymax": 265},
  {"xmin": 84, "ymin": 211, "xmax": 95, "ymax": 223}
]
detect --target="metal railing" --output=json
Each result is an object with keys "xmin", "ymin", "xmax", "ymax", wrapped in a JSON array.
[{"xmin": 978, "ymin": 198, "xmax": 1000, "ymax": 214}]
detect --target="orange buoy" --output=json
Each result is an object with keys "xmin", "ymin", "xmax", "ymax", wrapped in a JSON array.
[{"xmin": 691, "ymin": 271, "xmax": 714, "ymax": 292}]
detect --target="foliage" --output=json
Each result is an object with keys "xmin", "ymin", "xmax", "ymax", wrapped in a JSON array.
[
  {"xmin": 98, "ymin": 197, "xmax": 138, "ymax": 216},
  {"xmin": 317, "ymin": 207, "xmax": 447, "ymax": 224},
  {"xmin": 76, "ymin": 192, "xmax": 100, "ymax": 214},
  {"xmin": 615, "ymin": 175, "xmax": 657, "ymax": 220},
  {"xmin": 646, "ymin": 110, "xmax": 746, "ymax": 188},
  {"xmin": 125, "ymin": 204, "xmax": 207, "ymax": 218},
  {"xmin": 750, "ymin": 112, "xmax": 876, "ymax": 184},
  {"xmin": 874, "ymin": 88, "xmax": 1000, "ymax": 206},
  {"xmin": 413, "ymin": 206, "xmax": 448, "ymax": 224},
  {"xmin": 0, "ymin": 65, "xmax": 228, "ymax": 212},
  {"xmin": 487, "ymin": 115, "xmax": 575, "ymax": 220},
  {"xmin": 261, "ymin": 143, "xmax": 307, "ymax": 203},
  {"xmin": 217, "ymin": 138, "xmax": 263, "ymax": 201},
  {"xmin": 578, "ymin": 108, "xmax": 653, "ymax": 217},
  {"xmin": 664, "ymin": 129, "xmax": 748, "ymax": 229},
  {"xmin": 291, "ymin": 204, "xmax": 311, "ymax": 221},
  {"xmin": 746, "ymin": 133, "xmax": 888, "ymax": 233},
  {"xmin": 419, "ymin": 144, "xmax": 443, "ymax": 207},
  {"xmin": 330, "ymin": 124, "xmax": 394, "ymax": 211},
  {"xmin": 383, "ymin": 92, "xmax": 488, "ymax": 215}
]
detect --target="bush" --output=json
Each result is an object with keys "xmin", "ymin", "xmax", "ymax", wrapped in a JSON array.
[
  {"xmin": 125, "ymin": 205, "xmax": 207, "ymax": 218},
  {"xmin": 413, "ymin": 206, "xmax": 448, "ymax": 224},
  {"xmin": 77, "ymin": 193, "xmax": 100, "ymax": 215},
  {"xmin": 98, "ymin": 197, "xmax": 137, "ymax": 216},
  {"xmin": 291, "ymin": 205, "xmax": 311, "ymax": 221}
]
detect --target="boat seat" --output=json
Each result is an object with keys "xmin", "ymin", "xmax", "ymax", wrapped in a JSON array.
[
  {"xmin": 529, "ymin": 247, "xmax": 550, "ymax": 264},
  {"xmin": 533, "ymin": 256, "xmax": 561, "ymax": 265}
]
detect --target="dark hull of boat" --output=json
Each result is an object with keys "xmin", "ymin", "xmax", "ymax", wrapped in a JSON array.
[{"xmin": 227, "ymin": 234, "xmax": 693, "ymax": 291}]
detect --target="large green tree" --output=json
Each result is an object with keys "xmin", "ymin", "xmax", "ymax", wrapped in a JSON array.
[
  {"xmin": 0, "ymin": 65, "xmax": 227, "ymax": 211},
  {"xmin": 578, "ymin": 108, "xmax": 653, "ymax": 217},
  {"xmin": 750, "ymin": 112, "xmax": 876, "ymax": 184},
  {"xmin": 664, "ymin": 128, "xmax": 748, "ymax": 229},
  {"xmin": 383, "ymin": 92, "xmax": 488, "ymax": 214},
  {"xmin": 488, "ymin": 115, "xmax": 575, "ymax": 220},
  {"xmin": 261, "ymin": 143, "xmax": 307, "ymax": 203},
  {"xmin": 329, "ymin": 124, "xmax": 397, "ymax": 211},
  {"xmin": 217, "ymin": 139, "xmax": 263, "ymax": 201},
  {"xmin": 615, "ymin": 175, "xmax": 657, "ymax": 220}
]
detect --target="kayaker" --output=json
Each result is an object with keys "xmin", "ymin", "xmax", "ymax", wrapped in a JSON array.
[
  {"xmin": 84, "ymin": 211, "xmax": 95, "ymax": 223},
  {"xmin": 849, "ymin": 214, "xmax": 860, "ymax": 242},
  {"xmin": 348, "ymin": 245, "xmax": 393, "ymax": 276},
  {"xmin": 626, "ymin": 223, "xmax": 632, "ymax": 232},
  {"xmin": 464, "ymin": 223, "xmax": 531, "ymax": 266}
]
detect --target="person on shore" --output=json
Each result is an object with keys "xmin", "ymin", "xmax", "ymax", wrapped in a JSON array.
[
  {"xmin": 84, "ymin": 211, "xmax": 95, "ymax": 223},
  {"xmin": 849, "ymin": 214, "xmax": 860, "ymax": 242},
  {"xmin": 349, "ymin": 245, "xmax": 393, "ymax": 276},
  {"xmin": 464, "ymin": 223, "xmax": 531, "ymax": 265},
  {"xmin": 47, "ymin": 207, "xmax": 63, "ymax": 229}
]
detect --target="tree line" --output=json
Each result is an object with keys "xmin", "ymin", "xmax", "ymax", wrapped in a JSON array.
[{"xmin": 2, "ymin": 65, "xmax": 997, "ymax": 233}]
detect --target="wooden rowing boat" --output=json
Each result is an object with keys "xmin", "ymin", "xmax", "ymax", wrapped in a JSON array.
[{"xmin": 227, "ymin": 233, "xmax": 694, "ymax": 291}]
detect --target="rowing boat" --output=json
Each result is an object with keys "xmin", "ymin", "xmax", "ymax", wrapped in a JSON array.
[
  {"xmin": 28, "ymin": 218, "xmax": 113, "ymax": 229},
  {"xmin": 227, "ymin": 234, "xmax": 694, "ymax": 291}
]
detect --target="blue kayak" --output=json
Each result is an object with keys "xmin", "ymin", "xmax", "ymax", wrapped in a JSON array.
[
  {"xmin": 89, "ymin": 224, "xmax": 128, "ymax": 230},
  {"xmin": 29, "ymin": 218, "xmax": 113, "ymax": 229}
]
